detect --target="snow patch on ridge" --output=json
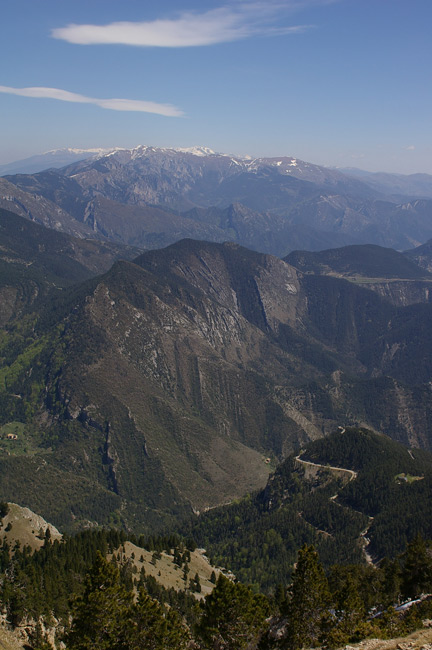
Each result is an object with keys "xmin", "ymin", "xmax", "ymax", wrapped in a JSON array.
[
  {"xmin": 44, "ymin": 147, "xmax": 120, "ymax": 156},
  {"xmin": 174, "ymin": 146, "xmax": 217, "ymax": 156}
]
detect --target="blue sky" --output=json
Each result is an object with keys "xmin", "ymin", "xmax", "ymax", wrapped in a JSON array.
[{"xmin": 1, "ymin": 0, "xmax": 431, "ymax": 173}]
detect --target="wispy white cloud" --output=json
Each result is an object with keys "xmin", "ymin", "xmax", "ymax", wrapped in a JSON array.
[
  {"xmin": 0, "ymin": 85, "xmax": 183, "ymax": 117},
  {"xmin": 405, "ymin": 145, "xmax": 416, "ymax": 151},
  {"xmin": 51, "ymin": 3, "xmax": 316, "ymax": 47}
]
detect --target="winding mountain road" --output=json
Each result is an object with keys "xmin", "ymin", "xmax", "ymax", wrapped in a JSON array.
[
  {"xmin": 294, "ymin": 455, "xmax": 358, "ymax": 482},
  {"xmin": 295, "ymin": 451, "xmax": 374, "ymax": 565}
]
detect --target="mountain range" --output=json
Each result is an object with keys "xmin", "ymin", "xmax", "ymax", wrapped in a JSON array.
[
  {"xmin": 341, "ymin": 166, "xmax": 432, "ymax": 199},
  {"xmin": 0, "ymin": 208, "xmax": 139, "ymax": 325},
  {"xmin": 2, "ymin": 145, "xmax": 432, "ymax": 255},
  {"xmin": 1, "ymin": 144, "xmax": 432, "ymax": 537},
  {"xmin": 1, "ymin": 145, "xmax": 432, "ymax": 650},
  {"xmin": 0, "ymin": 147, "xmax": 116, "ymax": 176},
  {"xmin": 1, "ymin": 207, "xmax": 432, "ymax": 532},
  {"xmin": 285, "ymin": 244, "xmax": 432, "ymax": 306}
]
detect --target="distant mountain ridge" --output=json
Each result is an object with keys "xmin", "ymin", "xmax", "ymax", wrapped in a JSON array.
[
  {"xmin": 2, "ymin": 144, "xmax": 432, "ymax": 255},
  {"xmin": 0, "ymin": 145, "xmax": 230, "ymax": 176},
  {"xmin": 340, "ymin": 167, "xmax": 432, "ymax": 199},
  {"xmin": 59, "ymin": 145, "xmax": 377, "ymax": 211},
  {"xmin": 286, "ymin": 244, "xmax": 429, "ymax": 280},
  {"xmin": 0, "ymin": 147, "xmax": 119, "ymax": 176},
  {"xmin": 0, "ymin": 207, "xmax": 139, "ymax": 324},
  {"xmin": 285, "ymin": 244, "xmax": 432, "ymax": 306},
  {"xmin": 1, "ymin": 144, "xmax": 369, "ymax": 187}
]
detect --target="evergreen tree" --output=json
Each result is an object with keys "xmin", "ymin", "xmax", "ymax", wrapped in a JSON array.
[
  {"xmin": 66, "ymin": 551, "xmax": 132, "ymax": 650},
  {"xmin": 380, "ymin": 557, "xmax": 401, "ymax": 607},
  {"xmin": 283, "ymin": 544, "xmax": 331, "ymax": 649},
  {"xmin": 274, "ymin": 583, "xmax": 288, "ymax": 615},
  {"xmin": 325, "ymin": 574, "xmax": 366, "ymax": 648},
  {"xmin": 128, "ymin": 588, "xmax": 189, "ymax": 650},
  {"xmin": 191, "ymin": 572, "xmax": 202, "ymax": 593},
  {"xmin": 29, "ymin": 621, "xmax": 52, "ymax": 650},
  {"xmin": 197, "ymin": 573, "xmax": 269, "ymax": 650},
  {"xmin": 183, "ymin": 562, "xmax": 189, "ymax": 585},
  {"xmin": 401, "ymin": 535, "xmax": 432, "ymax": 599}
]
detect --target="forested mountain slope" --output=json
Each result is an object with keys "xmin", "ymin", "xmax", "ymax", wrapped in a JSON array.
[
  {"xmin": 0, "ymin": 207, "xmax": 139, "ymax": 323},
  {"xmin": 1, "ymin": 236, "xmax": 432, "ymax": 532},
  {"xmin": 184, "ymin": 427, "xmax": 432, "ymax": 590}
]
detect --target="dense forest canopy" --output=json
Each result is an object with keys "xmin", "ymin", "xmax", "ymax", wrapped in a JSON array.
[{"xmin": 1, "ymin": 522, "xmax": 432, "ymax": 649}]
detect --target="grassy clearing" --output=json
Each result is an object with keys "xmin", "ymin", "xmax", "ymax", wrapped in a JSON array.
[
  {"xmin": 0, "ymin": 421, "xmax": 46, "ymax": 457},
  {"xmin": 0, "ymin": 421, "xmax": 25, "ymax": 436},
  {"xmin": 113, "ymin": 541, "xmax": 222, "ymax": 599},
  {"xmin": 0, "ymin": 502, "xmax": 62, "ymax": 552},
  {"xmin": 395, "ymin": 472, "xmax": 424, "ymax": 483}
]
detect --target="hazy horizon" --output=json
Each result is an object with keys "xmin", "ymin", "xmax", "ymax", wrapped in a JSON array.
[{"xmin": 1, "ymin": 144, "xmax": 432, "ymax": 179}]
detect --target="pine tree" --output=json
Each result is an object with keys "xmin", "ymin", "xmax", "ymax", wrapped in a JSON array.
[
  {"xmin": 66, "ymin": 551, "xmax": 132, "ymax": 650},
  {"xmin": 380, "ymin": 557, "xmax": 401, "ymax": 607},
  {"xmin": 283, "ymin": 544, "xmax": 331, "ymax": 649},
  {"xmin": 128, "ymin": 588, "xmax": 189, "ymax": 650},
  {"xmin": 197, "ymin": 573, "xmax": 269, "ymax": 649},
  {"xmin": 325, "ymin": 574, "xmax": 366, "ymax": 648},
  {"xmin": 193, "ymin": 572, "xmax": 202, "ymax": 593},
  {"xmin": 183, "ymin": 562, "xmax": 189, "ymax": 585},
  {"xmin": 29, "ymin": 621, "xmax": 52, "ymax": 650},
  {"xmin": 401, "ymin": 534, "xmax": 432, "ymax": 599}
]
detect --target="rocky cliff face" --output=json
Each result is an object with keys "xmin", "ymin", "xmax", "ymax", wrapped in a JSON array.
[
  {"xmin": 286, "ymin": 243, "xmax": 432, "ymax": 306},
  {"xmin": 363, "ymin": 280, "xmax": 432, "ymax": 306},
  {"xmin": 405, "ymin": 238, "xmax": 432, "ymax": 273},
  {"xmin": 47, "ymin": 245, "xmax": 309, "ymax": 517},
  {"xmin": 0, "ymin": 177, "xmax": 95, "ymax": 238},
  {"xmin": 1, "ymin": 239, "xmax": 432, "ymax": 531}
]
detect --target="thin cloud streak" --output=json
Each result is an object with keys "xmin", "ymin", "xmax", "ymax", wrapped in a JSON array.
[
  {"xmin": 0, "ymin": 86, "xmax": 183, "ymax": 117},
  {"xmin": 51, "ymin": 4, "xmax": 315, "ymax": 47}
]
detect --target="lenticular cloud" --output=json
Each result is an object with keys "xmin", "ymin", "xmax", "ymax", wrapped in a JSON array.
[
  {"xmin": 52, "ymin": 10, "xmax": 249, "ymax": 47},
  {"xmin": 0, "ymin": 85, "xmax": 183, "ymax": 117},
  {"xmin": 51, "ymin": 5, "xmax": 311, "ymax": 48}
]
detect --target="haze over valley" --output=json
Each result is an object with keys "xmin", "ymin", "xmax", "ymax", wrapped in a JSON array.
[
  {"xmin": 2, "ymin": 1, "xmax": 432, "ymax": 648},
  {"xmin": 2, "ymin": 143, "xmax": 432, "ymax": 532}
]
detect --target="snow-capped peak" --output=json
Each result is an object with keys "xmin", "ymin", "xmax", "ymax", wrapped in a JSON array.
[
  {"xmin": 43, "ymin": 147, "xmax": 120, "ymax": 156},
  {"xmin": 173, "ymin": 146, "xmax": 216, "ymax": 157}
]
